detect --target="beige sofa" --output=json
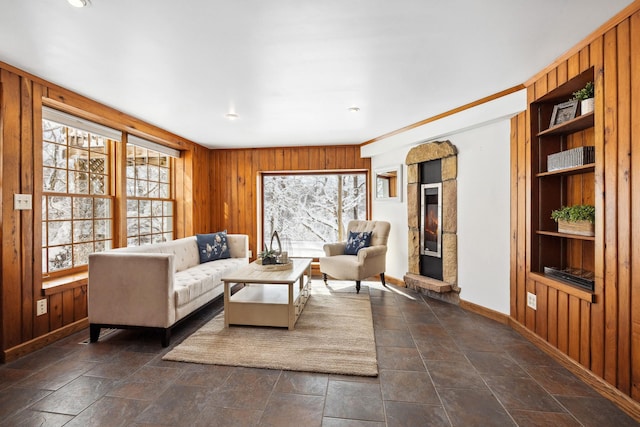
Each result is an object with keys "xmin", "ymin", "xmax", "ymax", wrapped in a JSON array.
[{"xmin": 88, "ymin": 234, "xmax": 249, "ymax": 346}]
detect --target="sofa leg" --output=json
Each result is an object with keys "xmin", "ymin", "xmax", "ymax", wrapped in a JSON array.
[
  {"xmin": 355, "ymin": 280, "xmax": 361, "ymax": 293},
  {"xmin": 380, "ymin": 273, "xmax": 386, "ymax": 287},
  {"xmin": 89, "ymin": 324, "xmax": 101, "ymax": 343},
  {"xmin": 323, "ymin": 273, "xmax": 328, "ymax": 285},
  {"xmin": 161, "ymin": 328, "xmax": 171, "ymax": 347}
]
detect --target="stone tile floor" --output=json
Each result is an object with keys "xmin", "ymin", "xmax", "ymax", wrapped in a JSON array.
[{"xmin": 0, "ymin": 281, "xmax": 637, "ymax": 426}]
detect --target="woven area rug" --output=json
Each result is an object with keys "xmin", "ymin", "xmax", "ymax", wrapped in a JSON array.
[{"xmin": 162, "ymin": 284, "xmax": 378, "ymax": 376}]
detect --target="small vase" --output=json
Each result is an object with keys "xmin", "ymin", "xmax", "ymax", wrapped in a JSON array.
[{"xmin": 581, "ymin": 98, "xmax": 594, "ymax": 115}]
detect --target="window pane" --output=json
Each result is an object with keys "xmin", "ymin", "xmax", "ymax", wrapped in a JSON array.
[
  {"xmin": 139, "ymin": 200, "xmax": 151, "ymax": 217},
  {"xmin": 48, "ymin": 197, "xmax": 72, "ymax": 220},
  {"xmin": 68, "ymin": 171, "xmax": 89, "ymax": 194},
  {"xmin": 73, "ymin": 220, "xmax": 93, "ymax": 243},
  {"xmin": 152, "ymin": 200, "xmax": 163, "ymax": 216},
  {"xmin": 152, "ymin": 216, "xmax": 162, "ymax": 233},
  {"xmin": 73, "ymin": 243, "xmax": 93, "ymax": 266},
  {"xmin": 163, "ymin": 216, "xmax": 172, "ymax": 233},
  {"xmin": 262, "ymin": 173, "xmax": 367, "ymax": 258},
  {"xmin": 127, "ymin": 218, "xmax": 139, "ymax": 237},
  {"xmin": 43, "ymin": 141, "xmax": 66, "ymax": 168},
  {"xmin": 43, "ymin": 120, "xmax": 66, "ymax": 144},
  {"xmin": 95, "ymin": 219, "xmax": 112, "ymax": 240},
  {"xmin": 159, "ymin": 183, "xmax": 170, "ymax": 198},
  {"xmin": 43, "ymin": 167, "xmax": 67, "ymax": 192},
  {"xmin": 94, "ymin": 198, "xmax": 111, "ymax": 219},
  {"xmin": 73, "ymin": 197, "xmax": 93, "ymax": 219},
  {"xmin": 49, "ymin": 221, "xmax": 72, "ymax": 245},
  {"xmin": 148, "ymin": 182, "xmax": 159, "ymax": 198},
  {"xmin": 49, "ymin": 245, "xmax": 72, "ymax": 271},
  {"xmin": 90, "ymin": 173, "xmax": 107, "ymax": 195},
  {"xmin": 127, "ymin": 237, "xmax": 139, "ymax": 247}
]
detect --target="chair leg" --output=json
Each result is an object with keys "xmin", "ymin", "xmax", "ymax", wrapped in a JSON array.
[
  {"xmin": 380, "ymin": 273, "xmax": 386, "ymax": 287},
  {"xmin": 323, "ymin": 273, "xmax": 328, "ymax": 285},
  {"xmin": 355, "ymin": 280, "xmax": 361, "ymax": 293}
]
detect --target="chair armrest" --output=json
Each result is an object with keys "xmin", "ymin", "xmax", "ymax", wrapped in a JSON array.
[
  {"xmin": 357, "ymin": 245, "xmax": 387, "ymax": 262},
  {"xmin": 323, "ymin": 242, "xmax": 346, "ymax": 256}
]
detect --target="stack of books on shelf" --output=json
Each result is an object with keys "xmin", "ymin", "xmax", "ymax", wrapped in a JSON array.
[{"xmin": 547, "ymin": 146, "xmax": 595, "ymax": 172}]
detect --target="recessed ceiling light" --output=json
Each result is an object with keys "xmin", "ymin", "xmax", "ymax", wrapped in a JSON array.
[
  {"xmin": 225, "ymin": 113, "xmax": 239, "ymax": 120},
  {"xmin": 348, "ymin": 106, "xmax": 360, "ymax": 113},
  {"xmin": 67, "ymin": 0, "xmax": 88, "ymax": 7}
]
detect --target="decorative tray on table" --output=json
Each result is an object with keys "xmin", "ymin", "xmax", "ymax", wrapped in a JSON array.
[{"xmin": 252, "ymin": 259, "xmax": 293, "ymax": 271}]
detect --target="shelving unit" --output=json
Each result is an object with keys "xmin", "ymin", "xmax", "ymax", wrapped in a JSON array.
[{"xmin": 530, "ymin": 68, "xmax": 595, "ymax": 292}]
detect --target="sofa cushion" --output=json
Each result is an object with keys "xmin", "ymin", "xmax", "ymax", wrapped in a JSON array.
[
  {"xmin": 345, "ymin": 230, "xmax": 372, "ymax": 255},
  {"xmin": 174, "ymin": 257, "xmax": 246, "ymax": 307},
  {"xmin": 196, "ymin": 231, "xmax": 230, "ymax": 263}
]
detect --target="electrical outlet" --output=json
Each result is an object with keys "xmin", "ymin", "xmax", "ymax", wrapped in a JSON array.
[
  {"xmin": 527, "ymin": 292, "xmax": 537, "ymax": 310},
  {"xmin": 248, "ymin": 250, "xmax": 253, "ymax": 258},
  {"xmin": 36, "ymin": 299, "xmax": 47, "ymax": 316}
]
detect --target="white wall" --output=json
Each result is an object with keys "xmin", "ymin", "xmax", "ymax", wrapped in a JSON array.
[{"xmin": 367, "ymin": 90, "xmax": 525, "ymax": 314}]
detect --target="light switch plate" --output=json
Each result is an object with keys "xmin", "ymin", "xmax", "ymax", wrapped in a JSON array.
[{"xmin": 14, "ymin": 194, "xmax": 33, "ymax": 210}]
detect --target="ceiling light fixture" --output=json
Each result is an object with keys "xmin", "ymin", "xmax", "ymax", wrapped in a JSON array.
[
  {"xmin": 225, "ymin": 113, "xmax": 239, "ymax": 120},
  {"xmin": 67, "ymin": 0, "xmax": 88, "ymax": 7},
  {"xmin": 348, "ymin": 106, "xmax": 360, "ymax": 113}
]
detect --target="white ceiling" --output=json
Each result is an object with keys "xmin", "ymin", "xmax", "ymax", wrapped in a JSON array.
[{"xmin": 0, "ymin": 0, "xmax": 632, "ymax": 149}]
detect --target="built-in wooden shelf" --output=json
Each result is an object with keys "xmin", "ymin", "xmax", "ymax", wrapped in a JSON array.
[
  {"xmin": 537, "ymin": 111, "xmax": 594, "ymax": 137},
  {"xmin": 536, "ymin": 230, "xmax": 595, "ymax": 241},
  {"xmin": 529, "ymin": 272, "xmax": 595, "ymax": 303},
  {"xmin": 536, "ymin": 163, "xmax": 595, "ymax": 177}
]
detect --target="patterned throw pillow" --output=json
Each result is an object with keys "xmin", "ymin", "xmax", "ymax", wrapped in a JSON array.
[
  {"xmin": 196, "ymin": 231, "xmax": 230, "ymax": 263},
  {"xmin": 344, "ymin": 231, "xmax": 372, "ymax": 255}
]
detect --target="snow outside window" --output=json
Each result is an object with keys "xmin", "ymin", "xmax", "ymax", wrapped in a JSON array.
[
  {"xmin": 262, "ymin": 172, "xmax": 367, "ymax": 258},
  {"xmin": 42, "ymin": 119, "xmax": 114, "ymax": 274},
  {"xmin": 126, "ymin": 144, "xmax": 174, "ymax": 246}
]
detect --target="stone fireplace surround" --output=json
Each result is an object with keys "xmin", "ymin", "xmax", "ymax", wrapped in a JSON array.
[{"xmin": 404, "ymin": 141, "xmax": 460, "ymax": 304}]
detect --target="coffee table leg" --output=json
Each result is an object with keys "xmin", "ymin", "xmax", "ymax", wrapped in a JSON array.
[
  {"xmin": 224, "ymin": 281, "xmax": 230, "ymax": 328},
  {"xmin": 288, "ymin": 283, "xmax": 295, "ymax": 330}
]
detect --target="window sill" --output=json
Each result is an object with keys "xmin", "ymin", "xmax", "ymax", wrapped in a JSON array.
[{"xmin": 42, "ymin": 272, "xmax": 88, "ymax": 296}]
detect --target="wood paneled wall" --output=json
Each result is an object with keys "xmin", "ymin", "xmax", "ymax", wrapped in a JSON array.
[
  {"xmin": 209, "ymin": 147, "xmax": 370, "ymax": 258},
  {"xmin": 0, "ymin": 63, "xmax": 209, "ymax": 361},
  {"xmin": 511, "ymin": 6, "xmax": 640, "ymax": 406}
]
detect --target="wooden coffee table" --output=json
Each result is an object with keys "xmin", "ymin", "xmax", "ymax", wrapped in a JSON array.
[{"xmin": 222, "ymin": 258, "xmax": 312, "ymax": 330}]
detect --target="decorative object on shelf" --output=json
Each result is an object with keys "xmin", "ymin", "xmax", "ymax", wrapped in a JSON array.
[
  {"xmin": 543, "ymin": 266, "xmax": 594, "ymax": 291},
  {"xmin": 547, "ymin": 146, "xmax": 595, "ymax": 172},
  {"xmin": 549, "ymin": 100, "xmax": 579, "ymax": 127},
  {"xmin": 551, "ymin": 204, "xmax": 595, "ymax": 236},
  {"xmin": 258, "ymin": 230, "xmax": 283, "ymax": 265},
  {"xmin": 572, "ymin": 81, "xmax": 594, "ymax": 115}
]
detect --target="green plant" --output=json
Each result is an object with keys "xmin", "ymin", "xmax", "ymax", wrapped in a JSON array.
[
  {"xmin": 572, "ymin": 82, "xmax": 594, "ymax": 101},
  {"xmin": 259, "ymin": 245, "xmax": 278, "ymax": 264},
  {"xmin": 551, "ymin": 204, "xmax": 595, "ymax": 224}
]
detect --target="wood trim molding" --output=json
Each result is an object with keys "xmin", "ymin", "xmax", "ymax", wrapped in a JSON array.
[
  {"xmin": 509, "ymin": 318, "xmax": 640, "ymax": 422},
  {"xmin": 360, "ymin": 84, "xmax": 525, "ymax": 147},
  {"xmin": 459, "ymin": 299, "xmax": 510, "ymax": 325},
  {"xmin": 2, "ymin": 318, "xmax": 89, "ymax": 363},
  {"xmin": 460, "ymin": 300, "xmax": 640, "ymax": 421},
  {"xmin": 525, "ymin": 0, "xmax": 640, "ymax": 86}
]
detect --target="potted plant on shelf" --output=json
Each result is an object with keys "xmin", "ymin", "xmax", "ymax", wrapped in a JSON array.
[
  {"xmin": 573, "ymin": 82, "xmax": 594, "ymax": 115},
  {"xmin": 551, "ymin": 204, "xmax": 595, "ymax": 236}
]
